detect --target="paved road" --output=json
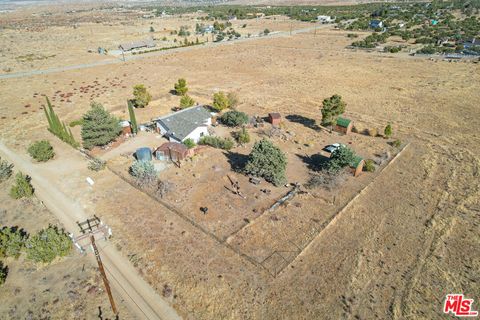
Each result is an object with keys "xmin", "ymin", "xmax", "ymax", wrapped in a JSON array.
[
  {"xmin": 0, "ymin": 142, "xmax": 182, "ymax": 320},
  {"xmin": 0, "ymin": 24, "xmax": 325, "ymax": 80}
]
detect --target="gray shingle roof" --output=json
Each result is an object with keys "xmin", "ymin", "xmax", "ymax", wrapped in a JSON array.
[{"xmin": 154, "ymin": 106, "xmax": 211, "ymax": 141}]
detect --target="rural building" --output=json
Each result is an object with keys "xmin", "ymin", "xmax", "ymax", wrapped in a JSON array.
[
  {"xmin": 153, "ymin": 105, "xmax": 212, "ymax": 143},
  {"xmin": 369, "ymin": 20, "xmax": 383, "ymax": 29},
  {"xmin": 317, "ymin": 15, "xmax": 334, "ymax": 23},
  {"xmin": 120, "ymin": 120, "xmax": 132, "ymax": 136},
  {"xmin": 463, "ymin": 38, "xmax": 480, "ymax": 49},
  {"xmin": 155, "ymin": 142, "xmax": 193, "ymax": 162},
  {"xmin": 268, "ymin": 113, "xmax": 282, "ymax": 126},
  {"xmin": 334, "ymin": 117, "xmax": 353, "ymax": 135},
  {"xmin": 136, "ymin": 147, "xmax": 152, "ymax": 161},
  {"xmin": 119, "ymin": 38, "xmax": 155, "ymax": 51},
  {"xmin": 350, "ymin": 156, "xmax": 364, "ymax": 177}
]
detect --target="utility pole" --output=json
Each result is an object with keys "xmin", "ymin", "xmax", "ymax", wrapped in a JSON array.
[{"xmin": 71, "ymin": 216, "xmax": 117, "ymax": 317}]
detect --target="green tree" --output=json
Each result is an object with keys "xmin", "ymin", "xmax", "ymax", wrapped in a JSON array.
[
  {"xmin": 26, "ymin": 225, "xmax": 72, "ymax": 264},
  {"xmin": 43, "ymin": 97, "xmax": 79, "ymax": 148},
  {"xmin": 384, "ymin": 123, "xmax": 393, "ymax": 138},
  {"xmin": 150, "ymin": 26, "xmax": 155, "ymax": 32},
  {"xmin": 180, "ymin": 95, "xmax": 195, "ymax": 109},
  {"xmin": 244, "ymin": 139, "xmax": 287, "ymax": 186},
  {"xmin": 128, "ymin": 100, "xmax": 138, "ymax": 134},
  {"xmin": 321, "ymin": 94, "xmax": 346, "ymax": 126},
  {"xmin": 0, "ymin": 157, "xmax": 14, "ymax": 182},
  {"xmin": 264, "ymin": 28, "xmax": 271, "ymax": 35},
  {"xmin": 10, "ymin": 172, "xmax": 34, "ymax": 199},
  {"xmin": 0, "ymin": 227, "xmax": 27, "ymax": 258},
  {"xmin": 0, "ymin": 261, "xmax": 7, "ymax": 286},
  {"xmin": 327, "ymin": 145, "xmax": 356, "ymax": 173},
  {"xmin": 183, "ymin": 138, "xmax": 196, "ymax": 149},
  {"xmin": 212, "ymin": 92, "xmax": 230, "ymax": 112},
  {"xmin": 174, "ymin": 78, "xmax": 188, "ymax": 96},
  {"xmin": 132, "ymin": 84, "xmax": 152, "ymax": 108},
  {"xmin": 220, "ymin": 110, "xmax": 248, "ymax": 127},
  {"xmin": 235, "ymin": 127, "xmax": 250, "ymax": 145},
  {"xmin": 81, "ymin": 102, "xmax": 122, "ymax": 150},
  {"xmin": 27, "ymin": 140, "xmax": 55, "ymax": 162}
]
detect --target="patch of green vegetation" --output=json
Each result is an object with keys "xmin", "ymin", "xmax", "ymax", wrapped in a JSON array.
[{"xmin": 15, "ymin": 53, "xmax": 56, "ymax": 63}]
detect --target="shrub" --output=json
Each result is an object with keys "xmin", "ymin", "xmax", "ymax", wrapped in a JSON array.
[
  {"xmin": 244, "ymin": 139, "xmax": 287, "ymax": 186},
  {"xmin": 327, "ymin": 145, "xmax": 356, "ymax": 173},
  {"xmin": 363, "ymin": 159, "xmax": 376, "ymax": 172},
  {"xmin": 367, "ymin": 128, "xmax": 378, "ymax": 137},
  {"xmin": 88, "ymin": 157, "xmax": 106, "ymax": 171},
  {"xmin": 27, "ymin": 140, "xmax": 54, "ymax": 162},
  {"xmin": 69, "ymin": 119, "xmax": 84, "ymax": 127},
  {"xmin": 220, "ymin": 110, "xmax": 248, "ymax": 127},
  {"xmin": 384, "ymin": 123, "xmax": 393, "ymax": 138},
  {"xmin": 10, "ymin": 172, "xmax": 34, "ymax": 199},
  {"xmin": 132, "ymin": 84, "xmax": 152, "ymax": 108},
  {"xmin": 183, "ymin": 138, "xmax": 196, "ymax": 149},
  {"xmin": 264, "ymin": 28, "xmax": 270, "ymax": 35},
  {"xmin": 321, "ymin": 94, "xmax": 346, "ymax": 126},
  {"xmin": 212, "ymin": 92, "xmax": 230, "ymax": 112},
  {"xmin": 130, "ymin": 160, "xmax": 157, "ymax": 187},
  {"xmin": 174, "ymin": 78, "xmax": 188, "ymax": 96},
  {"xmin": 198, "ymin": 136, "xmax": 234, "ymax": 150},
  {"xmin": 0, "ymin": 227, "xmax": 27, "ymax": 258},
  {"xmin": 306, "ymin": 170, "xmax": 347, "ymax": 190},
  {"xmin": 180, "ymin": 95, "xmax": 195, "ymax": 109},
  {"xmin": 81, "ymin": 102, "xmax": 122, "ymax": 150},
  {"xmin": 235, "ymin": 127, "xmax": 250, "ymax": 145},
  {"xmin": 0, "ymin": 157, "xmax": 14, "ymax": 182},
  {"xmin": 26, "ymin": 225, "xmax": 72, "ymax": 263},
  {"xmin": 391, "ymin": 139, "xmax": 402, "ymax": 148},
  {"xmin": 227, "ymin": 92, "xmax": 239, "ymax": 108},
  {"xmin": 0, "ymin": 261, "xmax": 7, "ymax": 286}
]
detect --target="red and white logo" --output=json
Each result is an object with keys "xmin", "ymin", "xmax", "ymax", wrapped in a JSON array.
[{"xmin": 444, "ymin": 294, "xmax": 478, "ymax": 317}]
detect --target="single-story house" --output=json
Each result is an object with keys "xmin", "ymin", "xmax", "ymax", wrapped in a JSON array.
[
  {"xmin": 268, "ymin": 113, "xmax": 282, "ymax": 126},
  {"xmin": 153, "ymin": 105, "xmax": 212, "ymax": 143},
  {"xmin": 334, "ymin": 117, "xmax": 353, "ymax": 135},
  {"xmin": 155, "ymin": 142, "xmax": 193, "ymax": 162},
  {"xmin": 463, "ymin": 38, "xmax": 480, "ymax": 49},
  {"xmin": 119, "ymin": 38, "xmax": 155, "ymax": 51},
  {"xmin": 350, "ymin": 156, "xmax": 364, "ymax": 177},
  {"xmin": 317, "ymin": 15, "xmax": 334, "ymax": 23},
  {"xmin": 369, "ymin": 20, "xmax": 383, "ymax": 29}
]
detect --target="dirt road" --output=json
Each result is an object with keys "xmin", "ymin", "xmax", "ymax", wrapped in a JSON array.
[
  {"xmin": 0, "ymin": 24, "xmax": 324, "ymax": 80},
  {"xmin": 0, "ymin": 141, "xmax": 182, "ymax": 320}
]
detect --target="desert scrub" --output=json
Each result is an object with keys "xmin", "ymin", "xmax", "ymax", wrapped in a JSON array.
[
  {"xmin": 0, "ymin": 261, "xmax": 7, "ymax": 286},
  {"xmin": 0, "ymin": 227, "xmax": 27, "ymax": 259},
  {"xmin": 88, "ymin": 157, "xmax": 106, "ymax": 171},
  {"xmin": 0, "ymin": 157, "xmax": 14, "ymax": 182},
  {"xmin": 130, "ymin": 160, "xmax": 157, "ymax": 187},
  {"xmin": 391, "ymin": 139, "xmax": 402, "ymax": 148},
  {"xmin": 28, "ymin": 140, "xmax": 55, "ymax": 162},
  {"xmin": 363, "ymin": 159, "xmax": 376, "ymax": 172},
  {"xmin": 10, "ymin": 172, "xmax": 34, "ymax": 199},
  {"xmin": 198, "ymin": 136, "xmax": 234, "ymax": 150},
  {"xmin": 25, "ymin": 225, "xmax": 72, "ymax": 263}
]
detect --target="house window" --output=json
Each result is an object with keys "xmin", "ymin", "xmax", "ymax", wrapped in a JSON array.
[{"xmin": 200, "ymin": 132, "xmax": 205, "ymax": 137}]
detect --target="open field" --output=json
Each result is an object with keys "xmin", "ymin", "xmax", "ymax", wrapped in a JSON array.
[{"xmin": 0, "ymin": 4, "xmax": 479, "ymax": 320}]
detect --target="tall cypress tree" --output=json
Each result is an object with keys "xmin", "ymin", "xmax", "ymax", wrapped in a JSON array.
[
  {"xmin": 128, "ymin": 100, "xmax": 138, "ymax": 134},
  {"xmin": 43, "ymin": 97, "xmax": 79, "ymax": 148}
]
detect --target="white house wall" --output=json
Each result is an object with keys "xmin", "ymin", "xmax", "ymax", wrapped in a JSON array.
[{"xmin": 184, "ymin": 126, "xmax": 209, "ymax": 143}]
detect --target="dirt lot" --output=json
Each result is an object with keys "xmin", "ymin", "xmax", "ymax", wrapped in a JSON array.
[
  {"xmin": 0, "ymin": 175, "xmax": 132, "ymax": 319},
  {"xmin": 0, "ymin": 5, "xmax": 479, "ymax": 320}
]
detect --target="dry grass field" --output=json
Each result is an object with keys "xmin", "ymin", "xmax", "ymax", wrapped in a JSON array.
[{"xmin": 0, "ymin": 4, "xmax": 479, "ymax": 320}]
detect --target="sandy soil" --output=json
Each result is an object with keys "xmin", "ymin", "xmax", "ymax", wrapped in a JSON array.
[{"xmin": 0, "ymin": 5, "xmax": 479, "ymax": 320}]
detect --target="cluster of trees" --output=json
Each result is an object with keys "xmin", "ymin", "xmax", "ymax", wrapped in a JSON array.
[
  {"xmin": 43, "ymin": 98, "xmax": 79, "ymax": 148},
  {"xmin": 174, "ymin": 78, "xmax": 195, "ymax": 109},
  {"xmin": 0, "ymin": 157, "xmax": 31, "ymax": 200},
  {"xmin": 212, "ymin": 91, "xmax": 238, "ymax": 112},
  {"xmin": 351, "ymin": 32, "xmax": 390, "ymax": 48},
  {"xmin": 0, "ymin": 224, "xmax": 72, "ymax": 285}
]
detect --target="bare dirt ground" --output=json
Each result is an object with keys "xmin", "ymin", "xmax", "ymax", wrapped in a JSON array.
[
  {"xmin": 0, "ymin": 176, "xmax": 133, "ymax": 319},
  {"xmin": 0, "ymin": 5, "xmax": 479, "ymax": 320}
]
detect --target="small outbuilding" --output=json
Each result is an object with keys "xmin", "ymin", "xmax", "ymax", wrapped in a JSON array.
[
  {"xmin": 350, "ymin": 156, "xmax": 364, "ymax": 177},
  {"xmin": 268, "ymin": 113, "xmax": 282, "ymax": 126},
  {"xmin": 120, "ymin": 120, "xmax": 132, "ymax": 136},
  {"xmin": 135, "ymin": 147, "xmax": 152, "ymax": 162},
  {"xmin": 155, "ymin": 142, "xmax": 193, "ymax": 162},
  {"xmin": 334, "ymin": 117, "xmax": 353, "ymax": 135}
]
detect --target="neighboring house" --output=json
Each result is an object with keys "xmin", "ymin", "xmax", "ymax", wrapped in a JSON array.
[
  {"xmin": 350, "ymin": 156, "xmax": 364, "ymax": 177},
  {"xmin": 334, "ymin": 117, "xmax": 353, "ymax": 135},
  {"xmin": 268, "ymin": 113, "xmax": 282, "ymax": 126},
  {"xmin": 153, "ymin": 105, "xmax": 212, "ymax": 143},
  {"xmin": 369, "ymin": 20, "xmax": 383, "ymax": 29},
  {"xmin": 204, "ymin": 25, "xmax": 214, "ymax": 33},
  {"xmin": 119, "ymin": 38, "xmax": 155, "ymax": 51},
  {"xmin": 155, "ymin": 142, "xmax": 193, "ymax": 162},
  {"xmin": 317, "ymin": 15, "xmax": 334, "ymax": 23}
]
